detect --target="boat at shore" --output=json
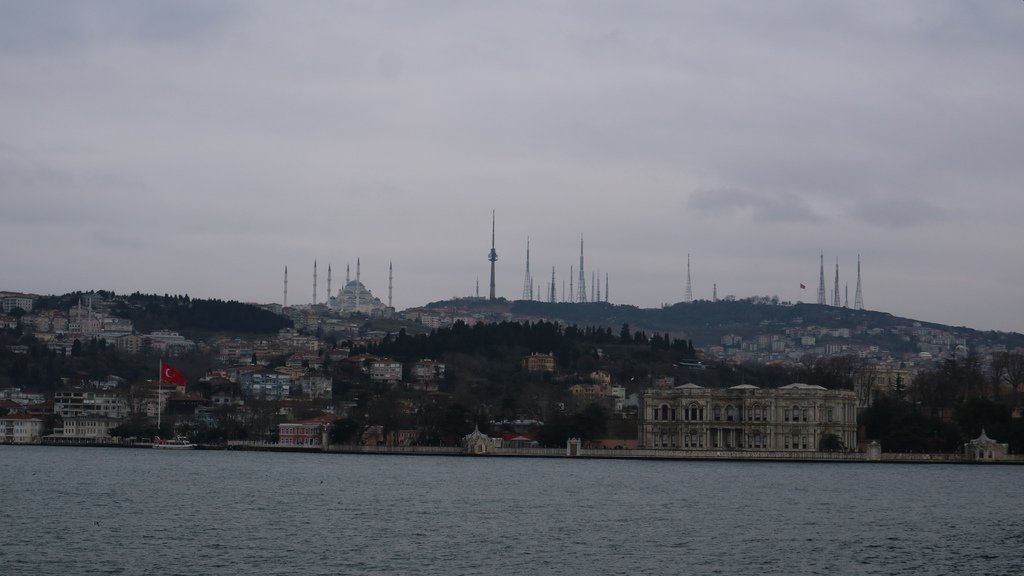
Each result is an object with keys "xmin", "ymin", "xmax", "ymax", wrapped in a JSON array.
[{"xmin": 152, "ymin": 436, "xmax": 197, "ymax": 449}]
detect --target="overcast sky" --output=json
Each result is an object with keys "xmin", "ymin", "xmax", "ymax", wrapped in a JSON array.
[{"xmin": 2, "ymin": 1, "xmax": 1022, "ymax": 332}]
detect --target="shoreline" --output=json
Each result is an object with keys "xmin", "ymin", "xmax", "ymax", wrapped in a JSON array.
[{"xmin": 6, "ymin": 440, "xmax": 1021, "ymax": 464}]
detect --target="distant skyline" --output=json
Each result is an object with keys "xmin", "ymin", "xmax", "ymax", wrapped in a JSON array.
[{"xmin": 2, "ymin": 2, "xmax": 1022, "ymax": 332}]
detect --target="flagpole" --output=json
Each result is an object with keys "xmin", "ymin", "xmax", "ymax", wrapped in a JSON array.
[{"xmin": 157, "ymin": 361, "xmax": 162, "ymax": 433}]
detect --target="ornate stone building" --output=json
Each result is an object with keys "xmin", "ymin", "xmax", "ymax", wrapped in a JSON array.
[{"xmin": 640, "ymin": 383, "xmax": 857, "ymax": 451}]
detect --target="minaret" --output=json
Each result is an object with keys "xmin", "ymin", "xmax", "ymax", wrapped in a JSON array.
[
  {"xmin": 327, "ymin": 265, "xmax": 332, "ymax": 302},
  {"xmin": 313, "ymin": 260, "xmax": 318, "ymax": 305},
  {"xmin": 283, "ymin": 266, "xmax": 288, "ymax": 308},
  {"xmin": 388, "ymin": 261, "xmax": 393, "ymax": 309},
  {"xmin": 521, "ymin": 237, "xmax": 532, "ymax": 300},
  {"xmin": 854, "ymin": 255, "xmax": 865, "ymax": 310},
  {"xmin": 817, "ymin": 252, "xmax": 826, "ymax": 305},
  {"xmin": 685, "ymin": 254, "xmax": 693, "ymax": 303},
  {"xmin": 346, "ymin": 264, "xmax": 351, "ymax": 284},
  {"xmin": 488, "ymin": 210, "xmax": 498, "ymax": 301},
  {"xmin": 832, "ymin": 258, "xmax": 841, "ymax": 307},
  {"xmin": 577, "ymin": 236, "xmax": 587, "ymax": 303},
  {"xmin": 355, "ymin": 258, "xmax": 361, "ymax": 312}
]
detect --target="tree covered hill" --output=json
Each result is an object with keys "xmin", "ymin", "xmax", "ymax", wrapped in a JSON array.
[
  {"xmin": 427, "ymin": 298, "xmax": 1024, "ymax": 349},
  {"xmin": 34, "ymin": 291, "xmax": 292, "ymax": 336}
]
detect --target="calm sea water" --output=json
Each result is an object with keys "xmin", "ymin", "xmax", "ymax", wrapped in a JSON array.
[{"xmin": 1, "ymin": 446, "xmax": 1021, "ymax": 576}]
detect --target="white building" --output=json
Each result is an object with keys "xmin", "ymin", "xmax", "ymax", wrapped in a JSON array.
[
  {"xmin": 54, "ymin": 390, "xmax": 129, "ymax": 419},
  {"xmin": 370, "ymin": 360, "xmax": 403, "ymax": 383},
  {"xmin": 641, "ymin": 382, "xmax": 857, "ymax": 451},
  {"xmin": 0, "ymin": 414, "xmax": 46, "ymax": 444}
]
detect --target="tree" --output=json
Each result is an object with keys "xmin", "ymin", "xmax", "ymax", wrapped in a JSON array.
[{"xmin": 818, "ymin": 433, "xmax": 846, "ymax": 452}]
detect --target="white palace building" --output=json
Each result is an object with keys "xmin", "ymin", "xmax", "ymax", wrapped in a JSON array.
[{"xmin": 640, "ymin": 383, "xmax": 857, "ymax": 452}]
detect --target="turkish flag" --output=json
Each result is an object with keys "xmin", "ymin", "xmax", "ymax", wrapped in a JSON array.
[{"xmin": 160, "ymin": 362, "xmax": 186, "ymax": 386}]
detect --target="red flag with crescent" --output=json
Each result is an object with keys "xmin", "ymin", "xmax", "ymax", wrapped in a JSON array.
[{"xmin": 160, "ymin": 362, "xmax": 186, "ymax": 386}]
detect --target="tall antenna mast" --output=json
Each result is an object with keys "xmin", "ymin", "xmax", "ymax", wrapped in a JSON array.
[
  {"xmin": 605, "ymin": 273, "xmax": 609, "ymax": 303},
  {"xmin": 550, "ymin": 267, "xmax": 556, "ymax": 303},
  {"xmin": 313, "ymin": 260, "xmax": 318, "ymax": 304},
  {"xmin": 854, "ymin": 255, "xmax": 864, "ymax": 310},
  {"xmin": 817, "ymin": 252, "xmax": 826, "ymax": 305},
  {"xmin": 591, "ymin": 271, "xmax": 596, "ymax": 302},
  {"xmin": 844, "ymin": 283, "xmax": 849, "ymax": 308},
  {"xmin": 488, "ymin": 210, "xmax": 498, "ymax": 300},
  {"xmin": 713, "ymin": 283, "xmax": 717, "ymax": 302},
  {"xmin": 521, "ymin": 237, "xmax": 532, "ymax": 300},
  {"xmin": 577, "ymin": 236, "xmax": 587, "ymax": 303},
  {"xmin": 596, "ymin": 269, "xmax": 601, "ymax": 302},
  {"xmin": 388, "ymin": 261, "xmax": 393, "ymax": 308},
  {"xmin": 569, "ymin": 265, "xmax": 574, "ymax": 303},
  {"xmin": 685, "ymin": 253, "xmax": 693, "ymax": 303},
  {"xmin": 283, "ymin": 266, "xmax": 288, "ymax": 308},
  {"xmin": 476, "ymin": 277, "xmax": 480, "ymax": 298},
  {"xmin": 327, "ymin": 264, "xmax": 332, "ymax": 302},
  {"xmin": 832, "ymin": 258, "xmax": 841, "ymax": 307}
]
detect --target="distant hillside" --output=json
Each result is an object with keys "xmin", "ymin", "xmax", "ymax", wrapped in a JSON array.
[
  {"xmin": 425, "ymin": 298, "xmax": 1024, "ymax": 350},
  {"xmin": 33, "ymin": 291, "xmax": 292, "ymax": 336}
]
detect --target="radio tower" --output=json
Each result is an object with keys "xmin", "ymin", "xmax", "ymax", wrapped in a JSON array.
[
  {"xmin": 817, "ymin": 252, "xmax": 826, "ymax": 305},
  {"xmin": 591, "ymin": 271, "xmax": 596, "ymax": 302},
  {"xmin": 283, "ymin": 266, "xmax": 288, "ymax": 308},
  {"xmin": 521, "ymin": 237, "xmax": 532, "ymax": 300},
  {"xmin": 577, "ymin": 236, "xmax": 587, "ymax": 303},
  {"xmin": 388, "ymin": 261, "xmax": 393, "ymax": 309},
  {"xmin": 596, "ymin": 270, "xmax": 601, "ymax": 302},
  {"xmin": 569, "ymin": 266, "xmax": 573, "ymax": 304},
  {"xmin": 854, "ymin": 255, "xmax": 864, "ymax": 310},
  {"xmin": 550, "ymin": 267, "xmax": 556, "ymax": 303},
  {"xmin": 685, "ymin": 254, "xmax": 693, "ymax": 303},
  {"xmin": 832, "ymin": 258, "xmax": 841, "ymax": 307},
  {"xmin": 313, "ymin": 260, "xmax": 318, "ymax": 304},
  {"xmin": 488, "ymin": 210, "xmax": 498, "ymax": 300},
  {"xmin": 605, "ymin": 273, "xmax": 609, "ymax": 303},
  {"xmin": 327, "ymin": 265, "xmax": 332, "ymax": 302}
]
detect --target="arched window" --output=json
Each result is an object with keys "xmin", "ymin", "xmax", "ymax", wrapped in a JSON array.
[
  {"xmin": 752, "ymin": 404, "xmax": 762, "ymax": 421},
  {"xmin": 713, "ymin": 405, "xmax": 722, "ymax": 421},
  {"xmin": 660, "ymin": 404, "xmax": 670, "ymax": 421},
  {"xmin": 792, "ymin": 405, "xmax": 802, "ymax": 423},
  {"xmin": 725, "ymin": 405, "xmax": 736, "ymax": 422},
  {"xmin": 689, "ymin": 403, "xmax": 701, "ymax": 421}
]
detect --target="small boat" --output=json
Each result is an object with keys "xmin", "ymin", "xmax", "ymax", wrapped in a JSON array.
[{"xmin": 152, "ymin": 436, "xmax": 197, "ymax": 449}]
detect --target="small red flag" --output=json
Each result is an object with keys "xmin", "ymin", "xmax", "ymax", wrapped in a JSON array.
[
  {"xmin": 800, "ymin": 283, "xmax": 806, "ymax": 289},
  {"xmin": 160, "ymin": 362, "xmax": 186, "ymax": 386}
]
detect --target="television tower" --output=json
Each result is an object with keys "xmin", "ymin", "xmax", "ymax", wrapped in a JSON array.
[
  {"xmin": 488, "ymin": 210, "xmax": 498, "ymax": 300},
  {"xmin": 327, "ymin": 265, "xmax": 332, "ymax": 302},
  {"xmin": 388, "ymin": 261, "xmax": 393, "ymax": 309},
  {"xmin": 596, "ymin": 270, "xmax": 601, "ymax": 302},
  {"xmin": 577, "ymin": 236, "xmax": 587, "ymax": 303},
  {"xmin": 854, "ymin": 255, "xmax": 865, "ymax": 310},
  {"xmin": 832, "ymin": 258, "xmax": 841, "ymax": 307},
  {"xmin": 605, "ymin": 273, "xmax": 609, "ymax": 303},
  {"xmin": 591, "ymin": 271, "xmax": 596, "ymax": 302},
  {"xmin": 283, "ymin": 266, "xmax": 288, "ymax": 308},
  {"xmin": 685, "ymin": 254, "xmax": 693, "ymax": 303},
  {"xmin": 313, "ymin": 260, "xmax": 318, "ymax": 304},
  {"xmin": 817, "ymin": 252, "xmax": 826, "ymax": 305},
  {"xmin": 521, "ymin": 237, "xmax": 532, "ymax": 300},
  {"xmin": 713, "ymin": 283, "xmax": 717, "ymax": 302}
]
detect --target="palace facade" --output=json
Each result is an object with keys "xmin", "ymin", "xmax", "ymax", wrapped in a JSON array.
[{"xmin": 640, "ymin": 383, "xmax": 857, "ymax": 452}]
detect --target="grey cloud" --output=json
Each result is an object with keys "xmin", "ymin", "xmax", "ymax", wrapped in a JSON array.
[
  {"xmin": 0, "ymin": 0, "xmax": 244, "ymax": 54},
  {"xmin": 851, "ymin": 197, "xmax": 947, "ymax": 228},
  {"xmin": 689, "ymin": 188, "xmax": 822, "ymax": 223}
]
